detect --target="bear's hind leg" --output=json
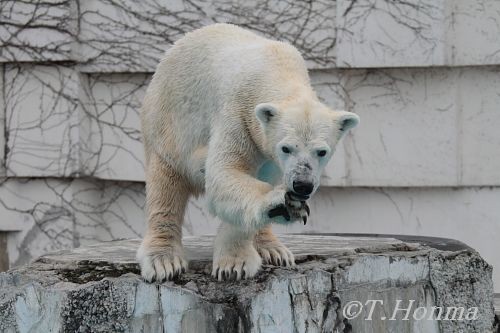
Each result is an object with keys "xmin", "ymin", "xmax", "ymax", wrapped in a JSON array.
[
  {"xmin": 137, "ymin": 151, "xmax": 190, "ymax": 282},
  {"xmin": 255, "ymin": 225, "xmax": 295, "ymax": 267}
]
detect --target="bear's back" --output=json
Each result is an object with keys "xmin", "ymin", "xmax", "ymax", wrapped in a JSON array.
[
  {"xmin": 163, "ymin": 24, "xmax": 308, "ymax": 87},
  {"xmin": 142, "ymin": 24, "xmax": 311, "ymax": 170}
]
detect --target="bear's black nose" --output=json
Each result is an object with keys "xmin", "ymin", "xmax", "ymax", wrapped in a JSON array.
[{"xmin": 293, "ymin": 181, "xmax": 314, "ymax": 196}]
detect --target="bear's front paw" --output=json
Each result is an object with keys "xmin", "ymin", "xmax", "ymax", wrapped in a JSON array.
[
  {"xmin": 212, "ymin": 245, "xmax": 262, "ymax": 281},
  {"xmin": 267, "ymin": 192, "xmax": 310, "ymax": 225},
  {"xmin": 137, "ymin": 241, "xmax": 188, "ymax": 282}
]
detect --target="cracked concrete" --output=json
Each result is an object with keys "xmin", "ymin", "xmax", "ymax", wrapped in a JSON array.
[{"xmin": 0, "ymin": 234, "xmax": 494, "ymax": 332}]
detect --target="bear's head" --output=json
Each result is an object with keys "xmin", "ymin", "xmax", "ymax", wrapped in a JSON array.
[{"xmin": 255, "ymin": 100, "xmax": 359, "ymax": 200}]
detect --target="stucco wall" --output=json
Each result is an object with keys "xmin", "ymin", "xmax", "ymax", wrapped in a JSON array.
[{"xmin": 1, "ymin": 0, "xmax": 499, "ymax": 290}]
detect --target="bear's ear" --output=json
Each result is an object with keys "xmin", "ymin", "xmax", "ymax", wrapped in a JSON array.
[
  {"xmin": 335, "ymin": 111, "xmax": 360, "ymax": 133},
  {"xmin": 255, "ymin": 103, "xmax": 279, "ymax": 126}
]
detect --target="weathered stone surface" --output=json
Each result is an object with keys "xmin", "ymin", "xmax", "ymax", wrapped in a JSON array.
[
  {"xmin": 4, "ymin": 0, "xmax": 499, "ymax": 68},
  {"xmin": 0, "ymin": 0, "xmax": 76, "ymax": 62},
  {"xmin": 0, "ymin": 235, "xmax": 494, "ymax": 332},
  {"xmin": 76, "ymin": 0, "xmax": 336, "ymax": 72},
  {"xmin": 4, "ymin": 64, "xmax": 81, "ymax": 178},
  {"xmin": 336, "ymin": 0, "xmax": 446, "ymax": 68},
  {"xmin": 0, "ymin": 66, "xmax": 4, "ymax": 177},
  {"xmin": 335, "ymin": 0, "xmax": 500, "ymax": 67}
]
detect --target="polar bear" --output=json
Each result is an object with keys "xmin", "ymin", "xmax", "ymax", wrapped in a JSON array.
[{"xmin": 137, "ymin": 23, "xmax": 359, "ymax": 282}]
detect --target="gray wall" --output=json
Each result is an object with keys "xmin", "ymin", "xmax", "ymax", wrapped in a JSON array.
[{"xmin": 1, "ymin": 0, "xmax": 499, "ymax": 290}]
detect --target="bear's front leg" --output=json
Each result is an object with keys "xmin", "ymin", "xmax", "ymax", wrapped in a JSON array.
[
  {"xmin": 209, "ymin": 183, "xmax": 307, "ymax": 280},
  {"xmin": 206, "ymin": 127, "xmax": 308, "ymax": 280},
  {"xmin": 253, "ymin": 186, "xmax": 309, "ymax": 268}
]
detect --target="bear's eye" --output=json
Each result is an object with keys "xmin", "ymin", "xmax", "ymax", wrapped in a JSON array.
[
  {"xmin": 281, "ymin": 146, "xmax": 291, "ymax": 154},
  {"xmin": 317, "ymin": 150, "xmax": 327, "ymax": 157}
]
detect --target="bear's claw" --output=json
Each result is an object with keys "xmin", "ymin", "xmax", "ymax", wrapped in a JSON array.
[
  {"xmin": 304, "ymin": 203, "xmax": 310, "ymax": 216},
  {"xmin": 268, "ymin": 192, "xmax": 310, "ymax": 224},
  {"xmin": 268, "ymin": 204, "xmax": 290, "ymax": 220}
]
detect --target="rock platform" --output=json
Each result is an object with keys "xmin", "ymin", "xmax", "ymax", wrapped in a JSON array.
[{"xmin": 0, "ymin": 234, "xmax": 495, "ymax": 333}]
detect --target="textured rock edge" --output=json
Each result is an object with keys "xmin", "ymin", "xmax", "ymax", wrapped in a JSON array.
[{"xmin": 0, "ymin": 236, "xmax": 495, "ymax": 332}]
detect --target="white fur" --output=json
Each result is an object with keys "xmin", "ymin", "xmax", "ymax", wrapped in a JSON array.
[
  {"xmin": 212, "ymin": 223, "xmax": 262, "ymax": 281},
  {"xmin": 137, "ymin": 239, "xmax": 187, "ymax": 281},
  {"xmin": 138, "ymin": 23, "xmax": 359, "ymax": 281}
]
